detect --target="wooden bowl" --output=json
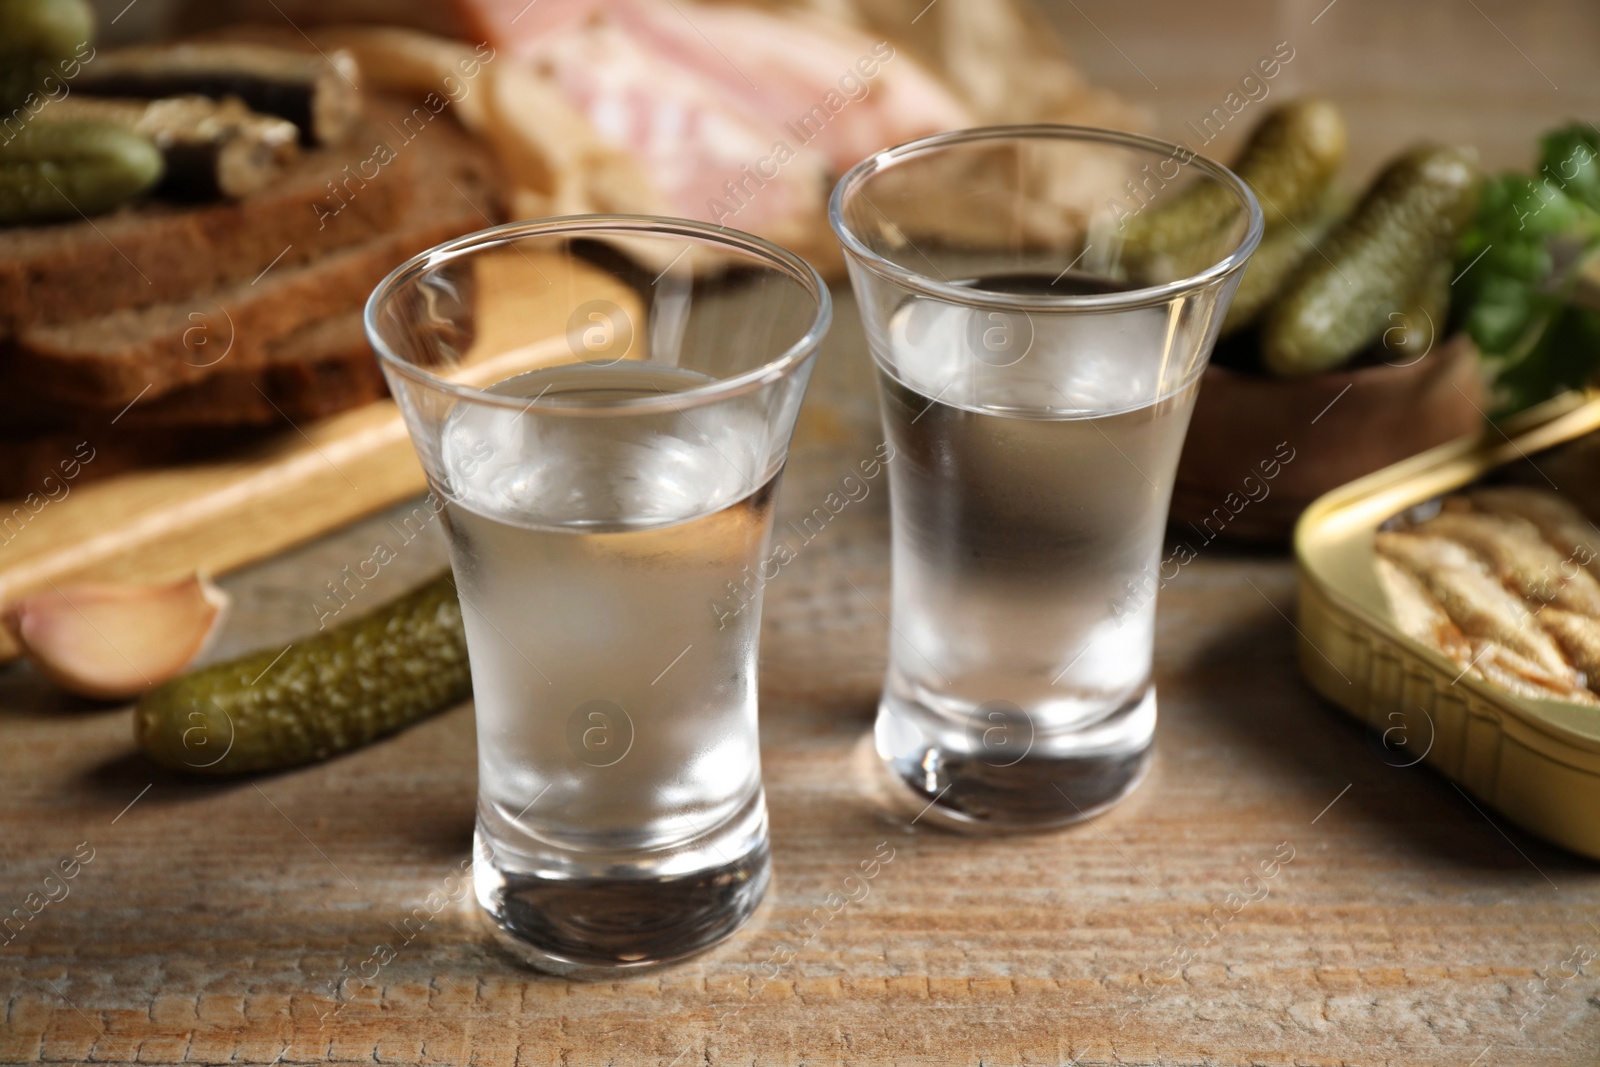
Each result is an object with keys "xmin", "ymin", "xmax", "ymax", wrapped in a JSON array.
[{"xmin": 1171, "ymin": 334, "xmax": 1487, "ymax": 544}]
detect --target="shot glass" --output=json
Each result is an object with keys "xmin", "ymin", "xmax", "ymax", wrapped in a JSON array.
[
  {"xmin": 366, "ymin": 217, "xmax": 830, "ymax": 971},
  {"xmin": 829, "ymin": 126, "xmax": 1262, "ymax": 831}
]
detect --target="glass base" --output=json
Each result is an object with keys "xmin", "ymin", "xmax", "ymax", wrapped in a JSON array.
[
  {"xmin": 474, "ymin": 791, "xmax": 770, "ymax": 975},
  {"xmin": 874, "ymin": 681, "xmax": 1156, "ymax": 832}
]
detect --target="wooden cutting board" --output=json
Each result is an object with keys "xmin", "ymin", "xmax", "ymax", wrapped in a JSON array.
[{"xmin": 0, "ymin": 248, "xmax": 640, "ymax": 660}]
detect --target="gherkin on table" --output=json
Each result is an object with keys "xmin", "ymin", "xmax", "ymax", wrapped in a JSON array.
[{"xmin": 136, "ymin": 572, "xmax": 472, "ymax": 775}]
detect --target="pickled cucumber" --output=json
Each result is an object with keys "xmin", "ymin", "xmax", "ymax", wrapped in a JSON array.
[
  {"xmin": 136, "ymin": 572, "xmax": 471, "ymax": 775},
  {"xmin": 0, "ymin": 0, "xmax": 93, "ymax": 106},
  {"xmin": 0, "ymin": 0, "xmax": 94, "ymax": 62},
  {"xmin": 1221, "ymin": 201, "xmax": 1339, "ymax": 335},
  {"xmin": 1125, "ymin": 97, "xmax": 1347, "ymax": 263},
  {"xmin": 1262, "ymin": 144, "xmax": 1480, "ymax": 376},
  {"xmin": 1377, "ymin": 257, "xmax": 1452, "ymax": 366},
  {"xmin": 0, "ymin": 119, "xmax": 163, "ymax": 224}
]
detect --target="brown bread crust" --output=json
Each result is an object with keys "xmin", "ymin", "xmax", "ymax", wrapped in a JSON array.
[
  {"xmin": 0, "ymin": 104, "xmax": 429, "ymax": 336},
  {"xmin": 108, "ymin": 312, "xmax": 388, "ymax": 428},
  {"xmin": 7, "ymin": 121, "xmax": 499, "ymax": 407}
]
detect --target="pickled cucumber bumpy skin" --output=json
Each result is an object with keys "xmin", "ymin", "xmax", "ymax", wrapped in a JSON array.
[
  {"xmin": 1122, "ymin": 97, "xmax": 1348, "ymax": 266},
  {"xmin": 136, "ymin": 573, "xmax": 471, "ymax": 774},
  {"xmin": 1262, "ymin": 145, "xmax": 1480, "ymax": 376},
  {"xmin": 1221, "ymin": 202, "xmax": 1338, "ymax": 334},
  {"xmin": 1381, "ymin": 257, "xmax": 1453, "ymax": 364}
]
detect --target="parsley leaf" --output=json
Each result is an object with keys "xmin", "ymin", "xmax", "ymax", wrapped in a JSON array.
[{"xmin": 1455, "ymin": 123, "xmax": 1600, "ymax": 415}]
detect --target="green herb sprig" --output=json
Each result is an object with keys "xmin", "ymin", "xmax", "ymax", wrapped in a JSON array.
[{"xmin": 1455, "ymin": 124, "xmax": 1600, "ymax": 414}]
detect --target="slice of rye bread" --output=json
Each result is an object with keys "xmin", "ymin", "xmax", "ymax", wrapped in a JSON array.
[
  {"xmin": 104, "ymin": 311, "xmax": 386, "ymax": 428},
  {"xmin": 0, "ymin": 313, "xmax": 386, "ymax": 494},
  {"xmin": 0, "ymin": 311, "xmax": 387, "ymax": 428},
  {"xmin": 10, "ymin": 130, "xmax": 500, "ymax": 409},
  {"xmin": 0, "ymin": 102, "xmax": 429, "ymax": 337},
  {"xmin": 0, "ymin": 312, "xmax": 378, "ymax": 499},
  {"xmin": 0, "ymin": 426, "xmax": 271, "ymax": 500},
  {"xmin": 176, "ymin": 0, "xmax": 480, "ymax": 39}
]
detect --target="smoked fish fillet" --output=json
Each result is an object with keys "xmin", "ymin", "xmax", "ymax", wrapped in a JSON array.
[{"xmin": 1375, "ymin": 530, "xmax": 1577, "ymax": 682}]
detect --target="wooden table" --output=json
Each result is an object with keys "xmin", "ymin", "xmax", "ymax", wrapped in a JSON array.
[{"xmin": 6, "ymin": 1, "xmax": 1600, "ymax": 1063}]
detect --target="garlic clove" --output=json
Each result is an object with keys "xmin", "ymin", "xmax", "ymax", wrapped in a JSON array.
[{"xmin": 3, "ymin": 574, "xmax": 231, "ymax": 702}]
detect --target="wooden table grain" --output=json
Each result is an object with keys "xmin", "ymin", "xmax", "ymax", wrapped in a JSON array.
[{"xmin": 6, "ymin": 2, "xmax": 1600, "ymax": 1063}]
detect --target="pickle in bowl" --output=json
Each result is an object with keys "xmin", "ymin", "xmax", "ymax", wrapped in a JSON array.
[{"xmin": 1262, "ymin": 143, "xmax": 1480, "ymax": 377}]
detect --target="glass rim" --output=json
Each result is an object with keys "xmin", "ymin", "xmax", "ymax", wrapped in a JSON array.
[
  {"xmin": 828, "ymin": 123, "xmax": 1266, "ymax": 312},
  {"xmin": 364, "ymin": 214, "xmax": 833, "ymax": 416}
]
